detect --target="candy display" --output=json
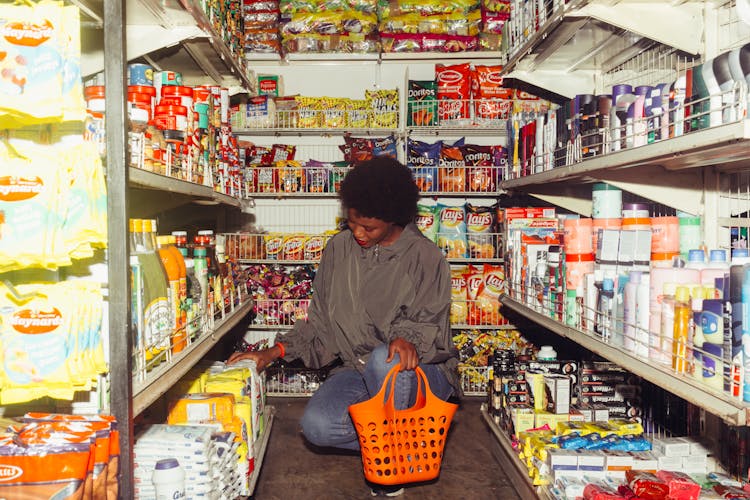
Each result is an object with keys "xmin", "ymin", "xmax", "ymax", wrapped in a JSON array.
[{"xmin": 246, "ymin": 264, "xmax": 315, "ymax": 326}]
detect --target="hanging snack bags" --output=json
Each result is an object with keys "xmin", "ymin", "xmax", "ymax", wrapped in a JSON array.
[
  {"xmin": 438, "ymin": 140, "xmax": 466, "ymax": 192},
  {"xmin": 462, "ymin": 143, "xmax": 496, "ymax": 193},
  {"xmin": 415, "ymin": 203, "xmax": 439, "ymax": 242},
  {"xmin": 365, "ymin": 89, "xmax": 399, "ymax": 128},
  {"xmin": 450, "ymin": 266, "xmax": 469, "ymax": 325},
  {"xmin": 407, "ymin": 80, "xmax": 438, "ymax": 127},
  {"xmin": 466, "ymin": 203, "xmax": 496, "ymax": 259},
  {"xmin": 471, "ymin": 65, "xmax": 512, "ymax": 126},
  {"xmin": 437, "ymin": 204, "xmax": 468, "ymax": 258},
  {"xmin": 407, "ymin": 139, "xmax": 440, "ymax": 192},
  {"xmin": 436, "ymin": 62, "xmax": 471, "ymax": 126}
]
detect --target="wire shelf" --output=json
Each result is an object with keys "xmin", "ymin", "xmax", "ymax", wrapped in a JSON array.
[
  {"xmin": 504, "ymin": 84, "xmax": 748, "ymax": 180},
  {"xmin": 251, "ymin": 298, "xmax": 311, "ymax": 328},
  {"xmin": 460, "ymin": 365, "xmax": 491, "ymax": 396}
]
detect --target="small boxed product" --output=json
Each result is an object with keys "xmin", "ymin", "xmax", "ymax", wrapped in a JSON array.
[
  {"xmin": 629, "ymin": 451, "xmax": 658, "ymax": 473},
  {"xmin": 510, "ymin": 406, "xmax": 535, "ymax": 436},
  {"xmin": 544, "ymin": 374, "xmax": 571, "ymax": 414},
  {"xmin": 546, "ymin": 448, "xmax": 577, "ymax": 472},
  {"xmin": 652, "ymin": 436, "xmax": 691, "ymax": 457},
  {"xmin": 575, "ymin": 450, "xmax": 605, "ymax": 472},
  {"xmin": 657, "ymin": 454, "xmax": 683, "ymax": 471}
]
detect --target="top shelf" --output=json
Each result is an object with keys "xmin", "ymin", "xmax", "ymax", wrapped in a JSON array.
[
  {"xmin": 500, "ymin": 0, "xmax": 707, "ymax": 97},
  {"xmin": 80, "ymin": 0, "xmax": 254, "ymax": 91}
]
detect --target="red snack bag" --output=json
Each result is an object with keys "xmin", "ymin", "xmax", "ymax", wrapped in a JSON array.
[
  {"xmin": 583, "ymin": 481, "xmax": 626, "ymax": 500},
  {"xmin": 304, "ymin": 235, "xmax": 326, "ymax": 261},
  {"xmin": 282, "ymin": 234, "xmax": 306, "ymax": 260},
  {"xmin": 464, "ymin": 265, "xmax": 484, "ymax": 326},
  {"xmin": 471, "ymin": 65, "xmax": 512, "ymax": 124},
  {"xmin": 462, "ymin": 144, "xmax": 495, "ymax": 193},
  {"xmin": 656, "ymin": 470, "xmax": 701, "ymax": 500},
  {"xmin": 626, "ymin": 470, "xmax": 669, "ymax": 500},
  {"xmin": 436, "ymin": 62, "xmax": 472, "ymax": 125},
  {"xmin": 270, "ymin": 144, "xmax": 296, "ymax": 162}
]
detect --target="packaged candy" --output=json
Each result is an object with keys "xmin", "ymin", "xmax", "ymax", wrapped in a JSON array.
[{"xmin": 436, "ymin": 204, "xmax": 468, "ymax": 258}]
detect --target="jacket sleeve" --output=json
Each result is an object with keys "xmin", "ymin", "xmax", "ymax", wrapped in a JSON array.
[
  {"xmin": 277, "ymin": 239, "xmax": 338, "ymax": 369},
  {"xmin": 387, "ymin": 252, "xmax": 454, "ymax": 364}
]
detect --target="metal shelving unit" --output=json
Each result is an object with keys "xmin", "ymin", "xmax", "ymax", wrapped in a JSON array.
[
  {"xmin": 480, "ymin": 404, "xmax": 539, "ymax": 500},
  {"xmin": 129, "ymin": 168, "xmax": 242, "ymax": 208},
  {"xmin": 248, "ymin": 406, "xmax": 276, "ymax": 495},
  {"xmin": 500, "ymin": 294, "xmax": 750, "ymax": 427},
  {"xmin": 132, "ymin": 299, "xmax": 253, "ymax": 416}
]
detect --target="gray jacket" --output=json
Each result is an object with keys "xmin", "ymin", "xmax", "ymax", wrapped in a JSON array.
[{"xmin": 281, "ymin": 223, "xmax": 460, "ymax": 391}]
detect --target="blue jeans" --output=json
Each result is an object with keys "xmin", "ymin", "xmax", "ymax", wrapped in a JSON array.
[{"xmin": 299, "ymin": 344, "xmax": 455, "ymax": 451}]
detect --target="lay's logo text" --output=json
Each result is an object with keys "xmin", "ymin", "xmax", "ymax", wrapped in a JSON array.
[
  {"xmin": 440, "ymin": 208, "xmax": 464, "ymax": 225},
  {"xmin": 0, "ymin": 464, "xmax": 22, "ymax": 481},
  {"xmin": 11, "ymin": 307, "xmax": 62, "ymax": 334},
  {"xmin": 1, "ymin": 20, "xmax": 54, "ymax": 46},
  {"xmin": 485, "ymin": 273, "xmax": 504, "ymax": 290},
  {"xmin": 0, "ymin": 176, "xmax": 43, "ymax": 201},
  {"xmin": 416, "ymin": 214, "xmax": 434, "ymax": 227},
  {"xmin": 466, "ymin": 212, "xmax": 492, "ymax": 227}
]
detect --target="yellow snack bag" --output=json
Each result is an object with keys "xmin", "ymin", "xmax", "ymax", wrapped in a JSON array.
[
  {"xmin": 0, "ymin": 1, "xmax": 65, "ymax": 127},
  {"xmin": 450, "ymin": 266, "xmax": 468, "ymax": 324},
  {"xmin": 295, "ymin": 96, "xmax": 321, "ymax": 128},
  {"xmin": 347, "ymin": 99, "xmax": 369, "ymax": 128},
  {"xmin": 366, "ymin": 89, "xmax": 399, "ymax": 128},
  {"xmin": 61, "ymin": 5, "xmax": 85, "ymax": 122}
]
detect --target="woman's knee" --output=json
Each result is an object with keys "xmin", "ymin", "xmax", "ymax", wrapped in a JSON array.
[
  {"xmin": 300, "ymin": 405, "xmax": 330, "ymax": 447},
  {"xmin": 366, "ymin": 343, "xmax": 397, "ymax": 374}
]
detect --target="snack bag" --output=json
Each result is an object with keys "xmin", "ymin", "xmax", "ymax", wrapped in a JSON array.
[
  {"xmin": 372, "ymin": 134, "xmax": 398, "ymax": 158},
  {"xmin": 255, "ymin": 165, "xmax": 279, "ymax": 192},
  {"xmin": 450, "ymin": 266, "xmax": 469, "ymax": 325},
  {"xmin": 436, "ymin": 204, "xmax": 468, "ymax": 258},
  {"xmin": 407, "ymin": 139, "xmax": 440, "ymax": 192},
  {"xmin": 340, "ymin": 135, "xmax": 373, "ymax": 163},
  {"xmin": 347, "ymin": 99, "xmax": 370, "ymax": 128},
  {"xmin": 436, "ymin": 62, "xmax": 471, "ymax": 126},
  {"xmin": 278, "ymin": 160, "xmax": 305, "ymax": 192},
  {"xmin": 304, "ymin": 234, "xmax": 326, "ymax": 260},
  {"xmin": 295, "ymin": 96, "xmax": 321, "ymax": 128},
  {"xmin": 365, "ymin": 89, "xmax": 399, "ymax": 128},
  {"xmin": 321, "ymin": 97, "xmax": 347, "ymax": 128},
  {"xmin": 438, "ymin": 141, "xmax": 466, "ymax": 192},
  {"xmin": 264, "ymin": 233, "xmax": 283, "ymax": 260},
  {"xmin": 415, "ymin": 204, "xmax": 439, "ymax": 242},
  {"xmin": 407, "ymin": 80, "xmax": 438, "ymax": 126},
  {"xmin": 464, "ymin": 265, "xmax": 484, "ymax": 325},
  {"xmin": 466, "ymin": 203, "xmax": 496, "ymax": 259},
  {"xmin": 462, "ymin": 144, "xmax": 496, "ymax": 193},
  {"xmin": 476, "ymin": 264, "xmax": 504, "ymax": 325},
  {"xmin": 471, "ymin": 65, "xmax": 513, "ymax": 125},
  {"xmin": 282, "ymin": 234, "xmax": 306, "ymax": 260},
  {"xmin": 305, "ymin": 161, "xmax": 329, "ymax": 193}
]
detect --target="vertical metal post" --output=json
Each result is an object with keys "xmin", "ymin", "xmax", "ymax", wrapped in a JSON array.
[{"xmin": 103, "ymin": 0, "xmax": 133, "ymax": 498}]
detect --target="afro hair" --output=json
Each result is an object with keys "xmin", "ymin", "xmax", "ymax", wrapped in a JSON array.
[{"xmin": 339, "ymin": 157, "xmax": 419, "ymax": 226}]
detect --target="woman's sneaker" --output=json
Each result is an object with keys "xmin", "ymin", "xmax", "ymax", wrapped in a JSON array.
[{"xmin": 369, "ymin": 484, "xmax": 405, "ymax": 497}]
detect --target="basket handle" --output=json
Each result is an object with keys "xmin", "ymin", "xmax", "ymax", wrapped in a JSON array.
[{"xmin": 381, "ymin": 364, "xmax": 432, "ymax": 414}]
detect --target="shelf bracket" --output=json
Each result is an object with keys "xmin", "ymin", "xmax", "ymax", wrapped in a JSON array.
[{"xmin": 576, "ymin": 1, "xmax": 704, "ymax": 55}]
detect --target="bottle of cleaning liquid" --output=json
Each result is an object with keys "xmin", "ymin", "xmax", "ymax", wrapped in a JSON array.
[
  {"xmin": 686, "ymin": 248, "xmax": 707, "ymax": 272},
  {"xmin": 658, "ymin": 282, "xmax": 677, "ymax": 366},
  {"xmin": 702, "ymin": 249, "xmax": 730, "ymax": 292},
  {"xmin": 635, "ymin": 273, "xmax": 651, "ymax": 359},
  {"xmin": 700, "ymin": 298, "xmax": 725, "ymax": 391},
  {"xmin": 673, "ymin": 285, "xmax": 692, "ymax": 373},
  {"xmin": 623, "ymin": 271, "xmax": 640, "ymax": 353}
]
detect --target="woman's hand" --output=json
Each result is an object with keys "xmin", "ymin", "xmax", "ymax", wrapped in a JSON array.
[
  {"xmin": 227, "ymin": 345, "xmax": 281, "ymax": 372},
  {"xmin": 387, "ymin": 337, "xmax": 419, "ymax": 371}
]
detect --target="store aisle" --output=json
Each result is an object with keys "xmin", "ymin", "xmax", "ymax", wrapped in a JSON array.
[{"xmin": 252, "ymin": 397, "xmax": 522, "ymax": 500}]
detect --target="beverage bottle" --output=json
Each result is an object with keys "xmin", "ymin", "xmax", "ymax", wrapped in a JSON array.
[
  {"xmin": 157, "ymin": 235, "xmax": 187, "ymax": 353},
  {"xmin": 167, "ymin": 235, "xmax": 187, "ymax": 329},
  {"xmin": 137, "ymin": 219, "xmax": 170, "ymax": 363},
  {"xmin": 193, "ymin": 246, "xmax": 209, "ymax": 318}
]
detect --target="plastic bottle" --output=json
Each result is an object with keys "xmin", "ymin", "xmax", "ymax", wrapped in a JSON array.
[
  {"xmin": 136, "ymin": 219, "xmax": 171, "ymax": 363},
  {"xmin": 635, "ymin": 273, "xmax": 651, "ymax": 359},
  {"xmin": 152, "ymin": 458, "xmax": 185, "ymax": 500},
  {"xmin": 673, "ymin": 286, "xmax": 692, "ymax": 373},
  {"xmin": 728, "ymin": 249, "xmax": 749, "ymax": 395},
  {"xmin": 689, "ymin": 285, "xmax": 709, "ymax": 380},
  {"xmin": 702, "ymin": 249, "xmax": 730, "ymax": 291},
  {"xmin": 623, "ymin": 271, "xmax": 640, "ymax": 353},
  {"xmin": 168, "ymin": 235, "xmax": 188, "ymax": 329},
  {"xmin": 686, "ymin": 249, "xmax": 707, "ymax": 272},
  {"xmin": 157, "ymin": 236, "xmax": 187, "ymax": 353},
  {"xmin": 537, "ymin": 345, "xmax": 557, "ymax": 361},
  {"xmin": 193, "ymin": 246, "xmax": 209, "ymax": 317},
  {"xmin": 658, "ymin": 282, "xmax": 677, "ymax": 366},
  {"xmin": 700, "ymin": 298, "xmax": 725, "ymax": 391},
  {"xmin": 596, "ymin": 278, "xmax": 615, "ymax": 342}
]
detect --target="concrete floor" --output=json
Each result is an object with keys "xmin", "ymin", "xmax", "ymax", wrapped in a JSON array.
[{"xmin": 251, "ymin": 397, "xmax": 523, "ymax": 500}]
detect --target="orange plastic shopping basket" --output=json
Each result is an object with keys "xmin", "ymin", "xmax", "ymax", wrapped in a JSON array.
[{"xmin": 348, "ymin": 364, "xmax": 458, "ymax": 486}]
